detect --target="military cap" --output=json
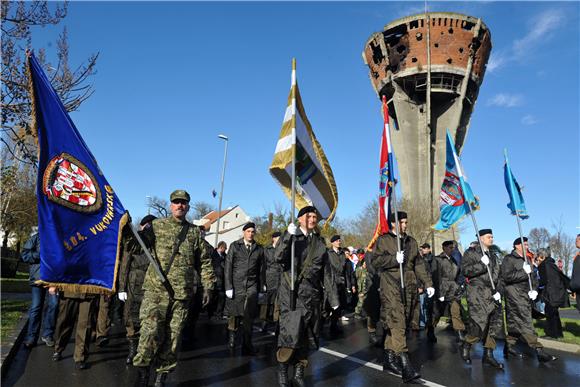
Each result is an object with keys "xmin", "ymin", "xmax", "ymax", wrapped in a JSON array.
[
  {"xmin": 170, "ymin": 189, "xmax": 190, "ymax": 203},
  {"xmin": 478, "ymin": 228, "xmax": 493, "ymax": 236},
  {"xmin": 442, "ymin": 240, "xmax": 455, "ymax": 248},
  {"xmin": 513, "ymin": 237, "xmax": 528, "ymax": 246},
  {"xmin": 242, "ymin": 222, "xmax": 256, "ymax": 231},
  {"xmin": 330, "ymin": 235, "xmax": 341, "ymax": 243},
  {"xmin": 140, "ymin": 214, "xmax": 157, "ymax": 226},
  {"xmin": 388, "ymin": 211, "xmax": 408, "ymax": 223},
  {"xmin": 297, "ymin": 206, "xmax": 317, "ymax": 218},
  {"xmin": 272, "ymin": 231, "xmax": 281, "ymax": 238}
]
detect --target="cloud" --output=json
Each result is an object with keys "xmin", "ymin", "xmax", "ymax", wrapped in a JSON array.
[
  {"xmin": 521, "ymin": 115, "xmax": 538, "ymax": 125},
  {"xmin": 487, "ymin": 93, "xmax": 524, "ymax": 108},
  {"xmin": 488, "ymin": 8, "xmax": 565, "ymax": 73}
]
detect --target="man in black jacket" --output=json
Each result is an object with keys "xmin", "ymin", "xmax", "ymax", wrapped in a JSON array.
[
  {"xmin": 224, "ymin": 222, "xmax": 264, "ymax": 355},
  {"xmin": 207, "ymin": 241, "xmax": 227, "ymax": 321},
  {"xmin": 537, "ymin": 247, "xmax": 570, "ymax": 339},
  {"xmin": 326, "ymin": 235, "xmax": 349, "ymax": 335},
  {"xmin": 501, "ymin": 237, "xmax": 556, "ymax": 363},
  {"xmin": 275, "ymin": 206, "xmax": 337, "ymax": 387},
  {"xmin": 259, "ymin": 232, "xmax": 282, "ymax": 332}
]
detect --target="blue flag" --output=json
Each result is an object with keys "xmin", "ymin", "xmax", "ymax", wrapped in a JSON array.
[
  {"xmin": 433, "ymin": 130, "xmax": 479, "ymax": 230},
  {"xmin": 504, "ymin": 149, "xmax": 529, "ymax": 219},
  {"xmin": 28, "ymin": 53, "xmax": 128, "ymax": 293}
]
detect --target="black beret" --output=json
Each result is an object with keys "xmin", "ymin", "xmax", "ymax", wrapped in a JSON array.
[
  {"xmin": 330, "ymin": 235, "xmax": 341, "ymax": 243},
  {"xmin": 140, "ymin": 215, "xmax": 157, "ymax": 226},
  {"xmin": 272, "ymin": 231, "xmax": 281, "ymax": 238},
  {"xmin": 297, "ymin": 206, "xmax": 317, "ymax": 218},
  {"xmin": 242, "ymin": 222, "xmax": 256, "ymax": 231},
  {"xmin": 442, "ymin": 240, "xmax": 455, "ymax": 248},
  {"xmin": 388, "ymin": 211, "xmax": 408, "ymax": 223},
  {"xmin": 420, "ymin": 243, "xmax": 431, "ymax": 249},
  {"xmin": 478, "ymin": 229, "xmax": 493, "ymax": 236},
  {"xmin": 513, "ymin": 237, "xmax": 528, "ymax": 246}
]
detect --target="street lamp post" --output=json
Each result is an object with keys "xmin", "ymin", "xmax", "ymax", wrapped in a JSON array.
[{"xmin": 214, "ymin": 134, "xmax": 229, "ymax": 248}]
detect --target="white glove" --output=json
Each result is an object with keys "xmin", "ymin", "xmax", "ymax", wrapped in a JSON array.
[
  {"xmin": 523, "ymin": 263, "xmax": 532, "ymax": 274},
  {"xmin": 118, "ymin": 292, "xmax": 127, "ymax": 302},
  {"xmin": 438, "ymin": 296, "xmax": 445, "ymax": 302},
  {"xmin": 288, "ymin": 223, "xmax": 297, "ymax": 235},
  {"xmin": 332, "ymin": 305, "xmax": 339, "ymax": 310},
  {"xmin": 262, "ymin": 285, "xmax": 267, "ymax": 292},
  {"xmin": 480, "ymin": 254, "xmax": 490, "ymax": 265},
  {"xmin": 493, "ymin": 292, "xmax": 501, "ymax": 302},
  {"xmin": 396, "ymin": 251, "xmax": 405, "ymax": 264},
  {"xmin": 426, "ymin": 287, "xmax": 435, "ymax": 298},
  {"xmin": 528, "ymin": 290, "xmax": 538, "ymax": 300},
  {"xmin": 225, "ymin": 289, "xmax": 234, "ymax": 299}
]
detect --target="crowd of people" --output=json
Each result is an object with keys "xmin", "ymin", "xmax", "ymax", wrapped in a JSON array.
[{"xmin": 20, "ymin": 189, "xmax": 580, "ymax": 386}]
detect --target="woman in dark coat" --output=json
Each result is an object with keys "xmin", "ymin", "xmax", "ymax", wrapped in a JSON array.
[{"xmin": 537, "ymin": 248, "xmax": 570, "ymax": 338}]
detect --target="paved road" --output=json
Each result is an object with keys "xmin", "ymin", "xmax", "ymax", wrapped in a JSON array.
[{"xmin": 3, "ymin": 316, "xmax": 579, "ymax": 387}]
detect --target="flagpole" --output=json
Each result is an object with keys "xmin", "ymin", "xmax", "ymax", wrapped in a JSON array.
[
  {"xmin": 505, "ymin": 150, "xmax": 533, "ymax": 292},
  {"xmin": 383, "ymin": 96, "xmax": 405, "ymax": 306},
  {"xmin": 290, "ymin": 58, "xmax": 297, "ymax": 311}
]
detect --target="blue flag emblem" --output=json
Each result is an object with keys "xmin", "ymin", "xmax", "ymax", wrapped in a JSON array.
[
  {"xmin": 504, "ymin": 150, "xmax": 529, "ymax": 219},
  {"xmin": 28, "ymin": 52, "xmax": 128, "ymax": 293}
]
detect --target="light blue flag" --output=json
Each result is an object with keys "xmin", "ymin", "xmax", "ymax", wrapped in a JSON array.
[
  {"xmin": 504, "ymin": 149, "xmax": 529, "ymax": 219},
  {"xmin": 433, "ymin": 130, "xmax": 479, "ymax": 230}
]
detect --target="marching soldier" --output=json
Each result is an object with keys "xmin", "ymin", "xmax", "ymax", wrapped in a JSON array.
[
  {"xmin": 460, "ymin": 229, "xmax": 504, "ymax": 370},
  {"xmin": 118, "ymin": 215, "xmax": 156, "ymax": 365},
  {"xmin": 224, "ymin": 222, "xmax": 264, "ymax": 355},
  {"xmin": 207, "ymin": 241, "xmax": 227, "ymax": 321},
  {"xmin": 501, "ymin": 237, "xmax": 557, "ymax": 363},
  {"xmin": 432, "ymin": 240, "xmax": 466, "ymax": 343},
  {"xmin": 373, "ymin": 211, "xmax": 434, "ymax": 383},
  {"xmin": 133, "ymin": 190, "xmax": 215, "ymax": 387},
  {"xmin": 260, "ymin": 231, "xmax": 282, "ymax": 332},
  {"xmin": 275, "ymin": 206, "xmax": 337, "ymax": 387},
  {"xmin": 362, "ymin": 249, "xmax": 382, "ymax": 346},
  {"xmin": 326, "ymin": 235, "xmax": 349, "ymax": 335}
]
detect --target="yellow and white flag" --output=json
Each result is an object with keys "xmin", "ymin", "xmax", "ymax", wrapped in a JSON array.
[{"xmin": 269, "ymin": 59, "xmax": 338, "ymax": 222}]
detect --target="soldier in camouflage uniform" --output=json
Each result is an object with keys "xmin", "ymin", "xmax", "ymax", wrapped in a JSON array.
[
  {"xmin": 354, "ymin": 260, "xmax": 368, "ymax": 318},
  {"xmin": 133, "ymin": 190, "xmax": 215, "ymax": 387},
  {"xmin": 373, "ymin": 211, "xmax": 434, "ymax": 383},
  {"xmin": 117, "ymin": 214, "xmax": 156, "ymax": 364},
  {"xmin": 460, "ymin": 229, "xmax": 504, "ymax": 370}
]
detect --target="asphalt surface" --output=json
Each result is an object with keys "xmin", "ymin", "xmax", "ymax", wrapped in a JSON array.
[{"xmin": 3, "ymin": 316, "xmax": 579, "ymax": 387}]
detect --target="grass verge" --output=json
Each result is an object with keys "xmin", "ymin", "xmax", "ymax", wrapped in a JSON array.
[{"xmin": 1, "ymin": 299, "xmax": 30, "ymax": 342}]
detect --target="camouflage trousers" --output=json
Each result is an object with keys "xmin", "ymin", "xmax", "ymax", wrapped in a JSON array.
[{"xmin": 132, "ymin": 291, "xmax": 189, "ymax": 373}]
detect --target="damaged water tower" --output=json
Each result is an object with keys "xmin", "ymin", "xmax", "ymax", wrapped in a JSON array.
[{"xmin": 363, "ymin": 12, "xmax": 491, "ymax": 245}]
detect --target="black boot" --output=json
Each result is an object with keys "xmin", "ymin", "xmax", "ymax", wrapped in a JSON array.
[
  {"xmin": 399, "ymin": 352, "xmax": 421, "ymax": 383},
  {"xmin": 383, "ymin": 349, "xmax": 402, "ymax": 376},
  {"xmin": 261, "ymin": 321, "xmax": 268, "ymax": 333},
  {"xmin": 154, "ymin": 372, "xmax": 167, "ymax": 387},
  {"xmin": 482, "ymin": 348, "xmax": 504, "ymax": 370},
  {"xmin": 292, "ymin": 363, "xmax": 306, "ymax": 387},
  {"xmin": 427, "ymin": 326, "xmax": 437, "ymax": 343},
  {"xmin": 241, "ymin": 332, "xmax": 257, "ymax": 356},
  {"xmin": 134, "ymin": 366, "xmax": 150, "ymax": 387},
  {"xmin": 228, "ymin": 330, "xmax": 236, "ymax": 350},
  {"xmin": 456, "ymin": 330, "xmax": 466, "ymax": 342},
  {"xmin": 277, "ymin": 363, "xmax": 290, "ymax": 387},
  {"xmin": 536, "ymin": 348, "xmax": 557, "ymax": 363},
  {"xmin": 503, "ymin": 342, "xmax": 523, "ymax": 359},
  {"xmin": 460, "ymin": 342, "xmax": 472, "ymax": 364},
  {"xmin": 126, "ymin": 338, "xmax": 138, "ymax": 365},
  {"xmin": 368, "ymin": 331, "xmax": 381, "ymax": 347}
]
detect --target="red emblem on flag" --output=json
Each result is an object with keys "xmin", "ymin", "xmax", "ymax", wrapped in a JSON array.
[{"xmin": 42, "ymin": 153, "xmax": 103, "ymax": 213}]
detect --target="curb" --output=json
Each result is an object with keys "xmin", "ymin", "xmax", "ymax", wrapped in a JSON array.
[
  {"xmin": 538, "ymin": 338, "xmax": 580, "ymax": 354},
  {"xmin": 0, "ymin": 313, "xmax": 28, "ymax": 379}
]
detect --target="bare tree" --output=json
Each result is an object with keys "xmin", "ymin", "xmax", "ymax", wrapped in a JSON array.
[
  {"xmin": 528, "ymin": 227, "xmax": 551, "ymax": 252},
  {"xmin": 191, "ymin": 201, "xmax": 215, "ymax": 220},
  {"xmin": 147, "ymin": 196, "xmax": 169, "ymax": 218},
  {"xmin": 550, "ymin": 217, "xmax": 575, "ymax": 276}
]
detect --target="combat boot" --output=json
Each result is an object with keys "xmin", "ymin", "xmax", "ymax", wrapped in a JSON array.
[
  {"xmin": 277, "ymin": 363, "xmax": 290, "ymax": 387},
  {"xmin": 292, "ymin": 363, "xmax": 306, "ymax": 387},
  {"xmin": 228, "ymin": 330, "xmax": 236, "ymax": 351},
  {"xmin": 126, "ymin": 338, "xmax": 138, "ymax": 365},
  {"xmin": 482, "ymin": 348, "xmax": 504, "ymax": 370},
  {"xmin": 133, "ymin": 366, "xmax": 150, "ymax": 387},
  {"xmin": 427, "ymin": 326, "xmax": 437, "ymax": 343},
  {"xmin": 399, "ymin": 352, "xmax": 421, "ymax": 383},
  {"xmin": 383, "ymin": 349, "xmax": 402, "ymax": 376},
  {"xmin": 368, "ymin": 331, "xmax": 381, "ymax": 347},
  {"xmin": 503, "ymin": 342, "xmax": 523, "ymax": 359},
  {"xmin": 456, "ymin": 330, "xmax": 466, "ymax": 342},
  {"xmin": 154, "ymin": 372, "xmax": 167, "ymax": 387},
  {"xmin": 460, "ymin": 342, "xmax": 472, "ymax": 364},
  {"xmin": 536, "ymin": 348, "xmax": 557, "ymax": 363}
]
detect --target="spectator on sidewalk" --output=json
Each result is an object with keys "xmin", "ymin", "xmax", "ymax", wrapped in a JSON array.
[
  {"xmin": 21, "ymin": 227, "xmax": 58, "ymax": 349},
  {"xmin": 537, "ymin": 248, "xmax": 570, "ymax": 339}
]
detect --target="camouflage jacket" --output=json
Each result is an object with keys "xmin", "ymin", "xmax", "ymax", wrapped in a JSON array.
[{"xmin": 141, "ymin": 217, "xmax": 215, "ymax": 300}]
